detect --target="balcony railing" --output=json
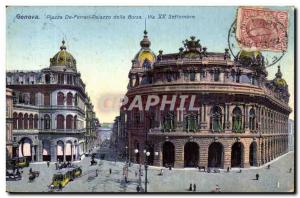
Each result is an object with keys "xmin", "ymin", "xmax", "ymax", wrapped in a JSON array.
[
  {"xmin": 13, "ymin": 128, "xmax": 86, "ymax": 134},
  {"xmin": 14, "ymin": 103, "xmax": 85, "ymax": 114}
]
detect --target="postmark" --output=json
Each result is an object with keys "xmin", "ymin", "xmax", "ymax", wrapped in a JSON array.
[{"xmin": 236, "ymin": 7, "xmax": 288, "ymax": 52}]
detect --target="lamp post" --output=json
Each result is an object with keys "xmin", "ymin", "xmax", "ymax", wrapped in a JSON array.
[
  {"xmin": 134, "ymin": 148, "xmax": 158, "ymax": 192},
  {"xmin": 125, "ymin": 145, "xmax": 128, "ymax": 164},
  {"xmin": 134, "ymin": 149, "xmax": 141, "ymax": 189}
]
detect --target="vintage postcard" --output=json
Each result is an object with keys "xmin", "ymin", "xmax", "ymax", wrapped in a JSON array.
[{"xmin": 5, "ymin": 6, "xmax": 295, "ymax": 193}]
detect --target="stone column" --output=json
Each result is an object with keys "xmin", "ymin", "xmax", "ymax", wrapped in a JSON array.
[
  {"xmin": 262, "ymin": 140, "xmax": 266, "ymax": 164},
  {"xmin": 153, "ymin": 142, "xmax": 161, "ymax": 167},
  {"xmin": 257, "ymin": 140, "xmax": 261, "ymax": 166},
  {"xmin": 244, "ymin": 104, "xmax": 249, "ymax": 131},
  {"xmin": 223, "ymin": 141, "xmax": 231, "ymax": 169},
  {"xmin": 243, "ymin": 141, "xmax": 250, "ymax": 168},
  {"xmin": 174, "ymin": 141, "xmax": 184, "ymax": 168},
  {"xmin": 37, "ymin": 141, "xmax": 42, "ymax": 162},
  {"xmin": 199, "ymin": 139, "xmax": 209, "ymax": 168},
  {"xmin": 203, "ymin": 104, "xmax": 207, "ymax": 129},
  {"xmin": 51, "ymin": 143, "xmax": 56, "ymax": 162},
  {"xmin": 224, "ymin": 103, "xmax": 230, "ymax": 130}
]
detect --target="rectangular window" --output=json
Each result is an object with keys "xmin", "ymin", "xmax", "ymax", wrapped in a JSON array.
[
  {"xmin": 44, "ymin": 93, "xmax": 50, "ymax": 106},
  {"xmin": 58, "ymin": 74, "xmax": 64, "ymax": 84},
  {"xmin": 214, "ymin": 73, "xmax": 219, "ymax": 82}
]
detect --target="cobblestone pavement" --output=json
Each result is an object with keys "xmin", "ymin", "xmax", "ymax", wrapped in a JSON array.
[{"xmin": 6, "ymin": 150, "xmax": 294, "ymax": 193}]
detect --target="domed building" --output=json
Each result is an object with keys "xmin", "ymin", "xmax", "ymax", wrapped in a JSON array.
[
  {"xmin": 6, "ymin": 40, "xmax": 99, "ymax": 162},
  {"xmin": 124, "ymin": 32, "xmax": 291, "ymax": 168}
]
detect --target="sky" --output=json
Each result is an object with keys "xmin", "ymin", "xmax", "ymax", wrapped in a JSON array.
[{"xmin": 6, "ymin": 6, "xmax": 295, "ymax": 123}]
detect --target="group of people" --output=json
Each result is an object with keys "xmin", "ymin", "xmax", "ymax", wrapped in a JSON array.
[
  {"xmin": 189, "ymin": 183, "xmax": 197, "ymax": 192},
  {"xmin": 55, "ymin": 161, "xmax": 73, "ymax": 170}
]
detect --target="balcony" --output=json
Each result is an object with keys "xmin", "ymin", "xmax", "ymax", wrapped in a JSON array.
[
  {"xmin": 14, "ymin": 103, "xmax": 85, "ymax": 114},
  {"xmin": 41, "ymin": 128, "xmax": 86, "ymax": 134},
  {"xmin": 13, "ymin": 128, "xmax": 86, "ymax": 134}
]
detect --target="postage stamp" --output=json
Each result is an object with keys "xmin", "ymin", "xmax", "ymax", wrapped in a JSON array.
[{"xmin": 236, "ymin": 7, "xmax": 288, "ymax": 52}]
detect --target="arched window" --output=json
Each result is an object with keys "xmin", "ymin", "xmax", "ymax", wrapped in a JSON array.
[
  {"xmin": 24, "ymin": 114, "xmax": 28, "ymax": 129},
  {"xmin": 44, "ymin": 114, "xmax": 51, "ymax": 129},
  {"xmin": 135, "ymin": 74, "xmax": 139, "ymax": 86},
  {"xmin": 18, "ymin": 113, "xmax": 23, "ymax": 129},
  {"xmin": 249, "ymin": 108, "xmax": 256, "ymax": 131},
  {"xmin": 210, "ymin": 106, "xmax": 223, "ymax": 132},
  {"xmin": 74, "ymin": 115, "xmax": 77, "ymax": 129},
  {"xmin": 143, "ymin": 58, "xmax": 151, "ymax": 69},
  {"xmin": 44, "ymin": 92, "xmax": 50, "ymax": 106},
  {"xmin": 56, "ymin": 114, "xmax": 64, "ymax": 129},
  {"xmin": 190, "ymin": 70, "xmax": 196, "ymax": 81},
  {"xmin": 232, "ymin": 107, "xmax": 243, "ymax": 132},
  {"xmin": 57, "ymin": 92, "xmax": 64, "ymax": 105},
  {"xmin": 66, "ymin": 115, "xmax": 73, "ymax": 129},
  {"xmin": 162, "ymin": 112, "xmax": 175, "ymax": 132},
  {"xmin": 133, "ymin": 111, "xmax": 140, "ymax": 126},
  {"xmin": 13, "ymin": 112, "xmax": 18, "ymax": 129},
  {"xmin": 34, "ymin": 114, "xmax": 38, "ymax": 129},
  {"xmin": 45, "ymin": 74, "xmax": 51, "ymax": 84},
  {"xmin": 29, "ymin": 114, "xmax": 33, "ymax": 129},
  {"xmin": 213, "ymin": 70, "xmax": 220, "ymax": 82},
  {"xmin": 166, "ymin": 71, "xmax": 172, "ymax": 82},
  {"xmin": 67, "ymin": 92, "xmax": 73, "ymax": 106},
  {"xmin": 74, "ymin": 93, "xmax": 78, "ymax": 106},
  {"xmin": 184, "ymin": 113, "xmax": 198, "ymax": 132}
]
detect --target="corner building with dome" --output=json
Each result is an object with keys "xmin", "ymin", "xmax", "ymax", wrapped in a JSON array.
[
  {"xmin": 124, "ymin": 31, "xmax": 291, "ymax": 169},
  {"xmin": 6, "ymin": 41, "xmax": 99, "ymax": 162}
]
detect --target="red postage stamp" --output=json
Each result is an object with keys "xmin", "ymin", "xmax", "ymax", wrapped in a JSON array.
[{"xmin": 236, "ymin": 7, "xmax": 288, "ymax": 52}]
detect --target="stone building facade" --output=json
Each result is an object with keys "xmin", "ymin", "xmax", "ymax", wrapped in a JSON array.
[
  {"xmin": 6, "ymin": 88, "xmax": 13, "ymax": 160},
  {"xmin": 124, "ymin": 32, "xmax": 291, "ymax": 168},
  {"xmin": 6, "ymin": 40, "xmax": 98, "ymax": 162},
  {"xmin": 85, "ymin": 97, "xmax": 99, "ymax": 153}
]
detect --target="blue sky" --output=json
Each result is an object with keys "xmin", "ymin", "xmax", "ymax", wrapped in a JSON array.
[{"xmin": 6, "ymin": 6, "xmax": 294, "ymax": 122}]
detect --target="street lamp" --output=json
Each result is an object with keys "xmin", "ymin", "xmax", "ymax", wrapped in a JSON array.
[
  {"xmin": 144, "ymin": 150, "xmax": 158, "ymax": 192},
  {"xmin": 134, "ymin": 148, "xmax": 158, "ymax": 192},
  {"xmin": 125, "ymin": 146, "xmax": 128, "ymax": 164}
]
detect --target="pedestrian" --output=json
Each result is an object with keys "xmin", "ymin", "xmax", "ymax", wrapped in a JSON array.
[
  {"xmin": 29, "ymin": 168, "xmax": 32, "ymax": 174},
  {"xmin": 256, "ymin": 173, "xmax": 259, "ymax": 180},
  {"xmin": 47, "ymin": 161, "xmax": 50, "ymax": 167},
  {"xmin": 239, "ymin": 169, "xmax": 242, "ymax": 173},
  {"xmin": 189, "ymin": 183, "xmax": 192, "ymax": 191},
  {"xmin": 215, "ymin": 184, "xmax": 221, "ymax": 192},
  {"xmin": 109, "ymin": 168, "xmax": 112, "ymax": 174},
  {"xmin": 227, "ymin": 167, "xmax": 230, "ymax": 172},
  {"xmin": 16, "ymin": 168, "xmax": 21, "ymax": 176},
  {"xmin": 136, "ymin": 185, "xmax": 140, "ymax": 192},
  {"xmin": 160, "ymin": 169, "xmax": 163, "ymax": 176},
  {"xmin": 193, "ymin": 184, "xmax": 196, "ymax": 192},
  {"xmin": 267, "ymin": 164, "xmax": 270, "ymax": 169},
  {"xmin": 169, "ymin": 165, "xmax": 172, "ymax": 170}
]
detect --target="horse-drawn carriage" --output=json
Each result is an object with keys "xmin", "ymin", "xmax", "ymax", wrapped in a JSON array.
[
  {"xmin": 28, "ymin": 169, "xmax": 40, "ymax": 182},
  {"xmin": 6, "ymin": 170, "xmax": 22, "ymax": 181},
  {"xmin": 7, "ymin": 157, "xmax": 30, "ymax": 169}
]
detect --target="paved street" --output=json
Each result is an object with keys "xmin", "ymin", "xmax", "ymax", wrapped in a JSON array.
[{"xmin": 6, "ymin": 149, "xmax": 294, "ymax": 193}]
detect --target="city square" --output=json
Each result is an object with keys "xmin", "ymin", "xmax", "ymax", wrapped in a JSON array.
[
  {"xmin": 6, "ymin": 145, "xmax": 294, "ymax": 193},
  {"xmin": 5, "ymin": 6, "xmax": 295, "ymax": 193}
]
